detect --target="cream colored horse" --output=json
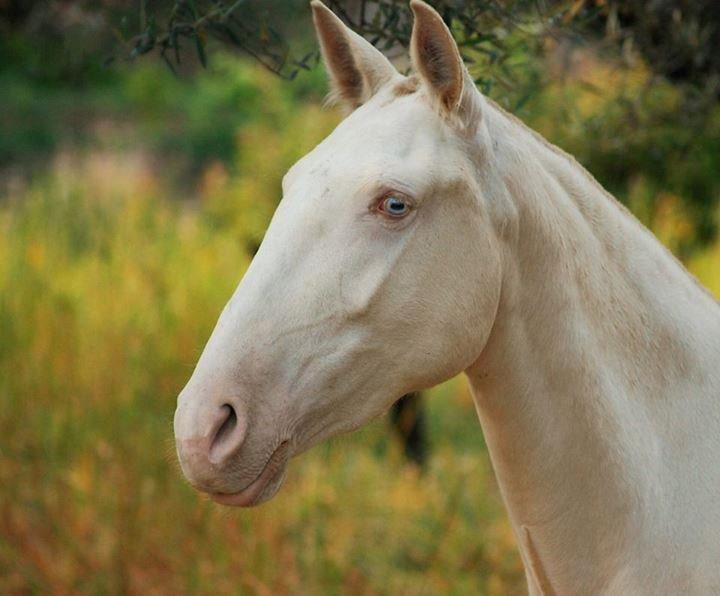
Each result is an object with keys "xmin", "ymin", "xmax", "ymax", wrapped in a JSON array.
[{"xmin": 174, "ymin": 2, "xmax": 720, "ymax": 593}]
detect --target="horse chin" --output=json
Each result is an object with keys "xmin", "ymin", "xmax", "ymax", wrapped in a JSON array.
[
  {"xmin": 209, "ymin": 441, "xmax": 291, "ymax": 507},
  {"xmin": 211, "ymin": 467, "xmax": 287, "ymax": 507}
]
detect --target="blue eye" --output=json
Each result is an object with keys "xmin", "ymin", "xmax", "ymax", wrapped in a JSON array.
[{"xmin": 381, "ymin": 195, "xmax": 411, "ymax": 218}]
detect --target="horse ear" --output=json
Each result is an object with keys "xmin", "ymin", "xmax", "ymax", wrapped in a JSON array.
[
  {"xmin": 410, "ymin": 0, "xmax": 481, "ymax": 129},
  {"xmin": 311, "ymin": 1, "xmax": 398, "ymax": 111}
]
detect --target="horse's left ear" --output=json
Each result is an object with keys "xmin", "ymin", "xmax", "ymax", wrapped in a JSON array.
[
  {"xmin": 410, "ymin": 0, "xmax": 482, "ymax": 131},
  {"xmin": 311, "ymin": 1, "xmax": 399, "ymax": 111}
]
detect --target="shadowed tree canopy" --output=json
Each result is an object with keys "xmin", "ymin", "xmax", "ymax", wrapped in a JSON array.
[{"xmin": 2, "ymin": 1, "xmax": 718, "ymax": 95}]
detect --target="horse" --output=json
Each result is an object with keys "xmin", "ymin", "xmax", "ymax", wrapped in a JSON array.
[{"xmin": 173, "ymin": 1, "xmax": 720, "ymax": 592}]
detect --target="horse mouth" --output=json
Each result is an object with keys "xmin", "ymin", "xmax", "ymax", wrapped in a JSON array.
[{"xmin": 210, "ymin": 440, "xmax": 291, "ymax": 507}]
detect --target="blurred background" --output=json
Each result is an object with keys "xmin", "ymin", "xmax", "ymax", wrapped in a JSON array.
[{"xmin": 1, "ymin": 1, "xmax": 719, "ymax": 593}]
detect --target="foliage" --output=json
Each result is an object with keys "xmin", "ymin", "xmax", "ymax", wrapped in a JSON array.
[
  {"xmin": 524, "ymin": 55, "xmax": 720, "ymax": 255},
  {"xmin": 0, "ymin": 48, "xmax": 327, "ymax": 176},
  {"xmin": 119, "ymin": 0, "xmax": 318, "ymax": 78},
  {"xmin": 599, "ymin": 0, "xmax": 720, "ymax": 93},
  {"xmin": 115, "ymin": 0, "xmax": 567, "ymax": 87},
  {"xmin": 117, "ymin": 0, "xmax": 720, "ymax": 104},
  {"xmin": 120, "ymin": 55, "xmax": 326, "ymax": 175}
]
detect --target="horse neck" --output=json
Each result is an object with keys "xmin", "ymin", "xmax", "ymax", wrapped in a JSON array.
[{"xmin": 465, "ymin": 104, "xmax": 720, "ymax": 593}]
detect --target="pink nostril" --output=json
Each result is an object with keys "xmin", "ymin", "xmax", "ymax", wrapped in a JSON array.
[{"xmin": 208, "ymin": 404, "xmax": 247, "ymax": 465}]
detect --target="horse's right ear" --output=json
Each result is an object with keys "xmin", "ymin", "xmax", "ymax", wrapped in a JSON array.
[{"xmin": 311, "ymin": 1, "xmax": 398, "ymax": 111}]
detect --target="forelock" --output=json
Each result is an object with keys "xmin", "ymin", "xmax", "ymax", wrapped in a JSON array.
[{"xmin": 392, "ymin": 75, "xmax": 421, "ymax": 98}]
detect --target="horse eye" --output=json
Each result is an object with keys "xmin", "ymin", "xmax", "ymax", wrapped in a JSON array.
[{"xmin": 380, "ymin": 195, "xmax": 410, "ymax": 218}]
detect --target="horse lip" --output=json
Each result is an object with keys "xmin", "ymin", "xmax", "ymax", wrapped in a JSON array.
[{"xmin": 209, "ymin": 440, "xmax": 291, "ymax": 507}]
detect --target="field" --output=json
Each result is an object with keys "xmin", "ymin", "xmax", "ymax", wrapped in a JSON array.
[{"xmin": 1, "ymin": 56, "xmax": 719, "ymax": 594}]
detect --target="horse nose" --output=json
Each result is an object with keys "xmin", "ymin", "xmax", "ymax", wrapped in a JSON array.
[
  {"xmin": 175, "ymin": 397, "xmax": 248, "ymax": 487},
  {"xmin": 208, "ymin": 403, "xmax": 247, "ymax": 464}
]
